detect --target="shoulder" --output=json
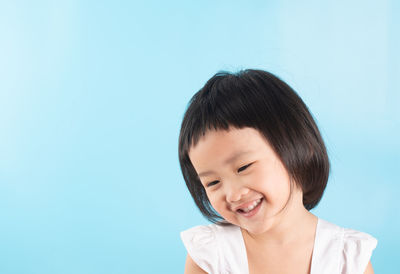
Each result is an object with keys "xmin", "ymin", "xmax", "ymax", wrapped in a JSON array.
[
  {"xmin": 184, "ymin": 254, "xmax": 208, "ymax": 274},
  {"xmin": 180, "ymin": 224, "xmax": 223, "ymax": 273},
  {"xmin": 341, "ymin": 226, "xmax": 378, "ymax": 274},
  {"xmin": 316, "ymin": 219, "xmax": 378, "ymax": 274},
  {"xmin": 342, "ymin": 226, "xmax": 378, "ymax": 252},
  {"xmin": 363, "ymin": 261, "xmax": 374, "ymax": 274},
  {"xmin": 181, "ymin": 224, "xmax": 219, "ymax": 248},
  {"xmin": 180, "ymin": 223, "xmax": 244, "ymax": 273}
]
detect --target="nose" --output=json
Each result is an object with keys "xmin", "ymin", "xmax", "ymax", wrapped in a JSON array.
[{"xmin": 225, "ymin": 182, "xmax": 249, "ymax": 203}]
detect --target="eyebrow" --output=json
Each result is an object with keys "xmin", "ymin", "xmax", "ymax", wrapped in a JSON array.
[{"xmin": 197, "ymin": 150, "xmax": 253, "ymax": 178}]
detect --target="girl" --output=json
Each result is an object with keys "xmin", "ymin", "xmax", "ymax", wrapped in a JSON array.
[{"xmin": 178, "ymin": 69, "xmax": 377, "ymax": 274}]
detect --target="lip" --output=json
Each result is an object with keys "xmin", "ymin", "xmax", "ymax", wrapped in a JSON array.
[{"xmin": 233, "ymin": 197, "xmax": 263, "ymax": 212}]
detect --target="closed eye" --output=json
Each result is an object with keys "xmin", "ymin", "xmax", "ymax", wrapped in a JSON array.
[
  {"xmin": 237, "ymin": 163, "xmax": 252, "ymax": 173},
  {"xmin": 206, "ymin": 180, "xmax": 220, "ymax": 187}
]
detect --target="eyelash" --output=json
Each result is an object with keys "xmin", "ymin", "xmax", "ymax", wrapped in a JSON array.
[
  {"xmin": 237, "ymin": 163, "xmax": 252, "ymax": 173},
  {"xmin": 206, "ymin": 163, "xmax": 253, "ymax": 187},
  {"xmin": 207, "ymin": 180, "xmax": 220, "ymax": 187}
]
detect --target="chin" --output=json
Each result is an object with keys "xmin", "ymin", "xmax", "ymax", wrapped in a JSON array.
[
  {"xmin": 244, "ymin": 217, "xmax": 276, "ymax": 235},
  {"xmin": 245, "ymin": 225, "xmax": 268, "ymax": 235}
]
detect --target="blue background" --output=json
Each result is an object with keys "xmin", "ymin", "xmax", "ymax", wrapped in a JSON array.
[{"xmin": 0, "ymin": 0, "xmax": 398, "ymax": 273}]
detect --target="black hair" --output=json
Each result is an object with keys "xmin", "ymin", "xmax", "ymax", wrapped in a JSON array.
[{"xmin": 178, "ymin": 69, "xmax": 329, "ymax": 223}]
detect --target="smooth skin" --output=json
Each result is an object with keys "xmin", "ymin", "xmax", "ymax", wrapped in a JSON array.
[
  {"xmin": 184, "ymin": 255, "xmax": 206, "ymax": 274},
  {"xmin": 186, "ymin": 127, "xmax": 373, "ymax": 274}
]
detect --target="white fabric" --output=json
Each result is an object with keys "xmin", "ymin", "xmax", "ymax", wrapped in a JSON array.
[{"xmin": 180, "ymin": 218, "xmax": 377, "ymax": 274}]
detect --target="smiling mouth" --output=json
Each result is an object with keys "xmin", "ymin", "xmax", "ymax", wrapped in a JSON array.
[{"xmin": 237, "ymin": 198, "xmax": 263, "ymax": 214}]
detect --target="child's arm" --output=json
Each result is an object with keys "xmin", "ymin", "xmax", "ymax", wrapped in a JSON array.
[
  {"xmin": 364, "ymin": 261, "xmax": 374, "ymax": 274},
  {"xmin": 184, "ymin": 254, "xmax": 207, "ymax": 274}
]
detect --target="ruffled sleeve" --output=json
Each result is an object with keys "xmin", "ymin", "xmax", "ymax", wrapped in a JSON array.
[
  {"xmin": 180, "ymin": 225, "xmax": 220, "ymax": 274},
  {"xmin": 341, "ymin": 228, "xmax": 378, "ymax": 274}
]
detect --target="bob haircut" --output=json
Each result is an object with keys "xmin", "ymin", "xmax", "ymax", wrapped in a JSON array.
[{"xmin": 178, "ymin": 69, "xmax": 329, "ymax": 224}]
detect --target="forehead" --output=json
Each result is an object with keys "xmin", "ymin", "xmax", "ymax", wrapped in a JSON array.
[{"xmin": 188, "ymin": 127, "xmax": 271, "ymax": 166}]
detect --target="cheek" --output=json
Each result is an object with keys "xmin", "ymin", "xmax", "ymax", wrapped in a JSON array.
[
  {"xmin": 252, "ymin": 165, "xmax": 291, "ymax": 199},
  {"xmin": 206, "ymin": 192, "xmax": 222, "ymax": 210},
  {"xmin": 206, "ymin": 192, "xmax": 232, "ymax": 217},
  {"xmin": 251, "ymin": 166, "xmax": 273, "ymax": 190}
]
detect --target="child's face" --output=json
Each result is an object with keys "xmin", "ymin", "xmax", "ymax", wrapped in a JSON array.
[{"xmin": 189, "ymin": 127, "xmax": 301, "ymax": 235}]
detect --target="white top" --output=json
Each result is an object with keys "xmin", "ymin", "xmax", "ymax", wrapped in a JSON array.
[{"xmin": 181, "ymin": 218, "xmax": 378, "ymax": 274}]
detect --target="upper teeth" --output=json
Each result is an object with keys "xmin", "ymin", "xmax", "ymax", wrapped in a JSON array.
[{"xmin": 241, "ymin": 198, "xmax": 262, "ymax": 213}]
